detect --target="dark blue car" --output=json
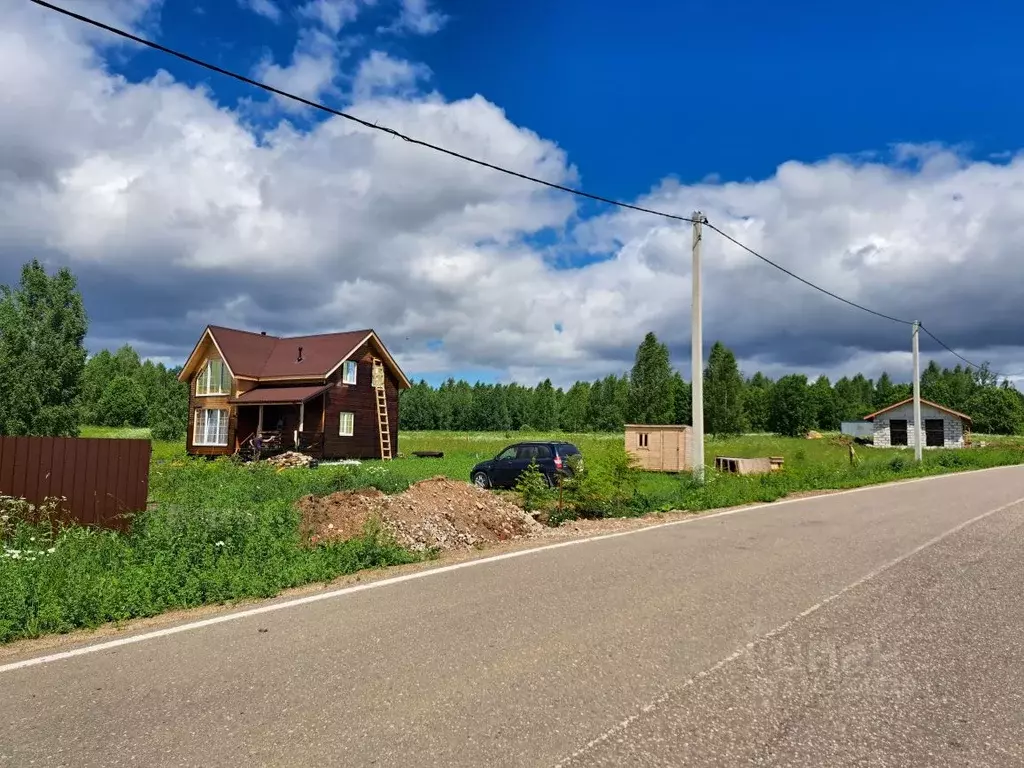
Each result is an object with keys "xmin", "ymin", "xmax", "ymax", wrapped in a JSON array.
[{"xmin": 470, "ymin": 441, "xmax": 581, "ymax": 489}]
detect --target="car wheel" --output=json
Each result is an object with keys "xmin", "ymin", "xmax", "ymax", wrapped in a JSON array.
[
  {"xmin": 543, "ymin": 473, "xmax": 556, "ymax": 488},
  {"xmin": 473, "ymin": 471, "xmax": 490, "ymax": 489}
]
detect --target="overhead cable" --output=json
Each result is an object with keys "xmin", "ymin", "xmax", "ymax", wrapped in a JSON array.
[{"xmin": 29, "ymin": 0, "xmax": 698, "ymax": 225}]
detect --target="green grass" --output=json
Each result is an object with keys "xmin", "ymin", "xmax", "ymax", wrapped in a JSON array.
[
  {"xmin": 79, "ymin": 425, "xmax": 185, "ymax": 462},
  {"xmin": 0, "ymin": 455, "xmax": 425, "ymax": 644},
  {"xmin": 4, "ymin": 426, "xmax": 1021, "ymax": 644}
]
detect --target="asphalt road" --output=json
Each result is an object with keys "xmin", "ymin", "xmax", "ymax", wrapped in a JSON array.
[{"xmin": 2, "ymin": 467, "xmax": 1024, "ymax": 767}]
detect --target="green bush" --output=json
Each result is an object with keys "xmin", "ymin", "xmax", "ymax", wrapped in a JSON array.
[
  {"xmin": 560, "ymin": 445, "xmax": 642, "ymax": 521},
  {"xmin": 888, "ymin": 454, "xmax": 909, "ymax": 472},
  {"xmin": 150, "ymin": 418, "xmax": 184, "ymax": 442},
  {"xmin": 514, "ymin": 459, "xmax": 553, "ymax": 513}
]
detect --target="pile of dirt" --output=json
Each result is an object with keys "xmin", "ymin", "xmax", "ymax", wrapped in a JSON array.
[
  {"xmin": 805, "ymin": 430, "xmax": 823, "ymax": 439},
  {"xmin": 297, "ymin": 476, "xmax": 543, "ymax": 551},
  {"xmin": 266, "ymin": 451, "xmax": 314, "ymax": 468}
]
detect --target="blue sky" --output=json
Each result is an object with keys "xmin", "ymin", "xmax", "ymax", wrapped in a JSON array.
[
  {"xmin": 4, "ymin": 0, "xmax": 1024, "ymax": 387},
  {"xmin": 134, "ymin": 0, "xmax": 1024, "ymax": 195}
]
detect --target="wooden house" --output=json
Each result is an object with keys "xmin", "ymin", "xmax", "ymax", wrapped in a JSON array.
[
  {"xmin": 624, "ymin": 424, "xmax": 693, "ymax": 472},
  {"xmin": 177, "ymin": 326, "xmax": 410, "ymax": 460}
]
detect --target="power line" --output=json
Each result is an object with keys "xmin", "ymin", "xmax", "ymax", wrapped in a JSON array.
[
  {"xmin": 30, "ymin": 0, "xmax": 929, "ymax": 331},
  {"xmin": 703, "ymin": 221, "xmax": 915, "ymax": 326},
  {"xmin": 29, "ymin": 0, "xmax": 699, "ymax": 225},
  {"xmin": 30, "ymin": 0, "xmax": 1021, "ymax": 369},
  {"xmin": 919, "ymin": 325, "xmax": 1024, "ymax": 379}
]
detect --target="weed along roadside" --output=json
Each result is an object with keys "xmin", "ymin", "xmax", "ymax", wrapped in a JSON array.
[{"xmin": 2, "ymin": 429, "xmax": 1023, "ymax": 645}]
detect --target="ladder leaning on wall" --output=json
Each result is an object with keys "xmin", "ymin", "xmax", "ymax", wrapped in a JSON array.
[{"xmin": 372, "ymin": 358, "xmax": 392, "ymax": 460}]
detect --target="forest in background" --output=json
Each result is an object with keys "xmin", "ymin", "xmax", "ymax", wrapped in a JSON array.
[{"xmin": 398, "ymin": 333, "xmax": 1024, "ymax": 436}]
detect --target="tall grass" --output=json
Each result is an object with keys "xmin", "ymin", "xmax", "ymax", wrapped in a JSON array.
[{"xmin": 0, "ymin": 459, "xmax": 424, "ymax": 644}]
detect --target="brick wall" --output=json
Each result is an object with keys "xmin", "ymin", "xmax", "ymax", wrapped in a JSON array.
[{"xmin": 871, "ymin": 403, "xmax": 965, "ymax": 448}]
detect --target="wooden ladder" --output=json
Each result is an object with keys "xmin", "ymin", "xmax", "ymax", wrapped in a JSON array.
[{"xmin": 372, "ymin": 359, "xmax": 392, "ymax": 461}]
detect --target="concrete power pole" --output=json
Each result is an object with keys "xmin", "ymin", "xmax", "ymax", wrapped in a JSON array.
[
  {"xmin": 691, "ymin": 212, "xmax": 705, "ymax": 481},
  {"xmin": 912, "ymin": 320, "xmax": 923, "ymax": 462}
]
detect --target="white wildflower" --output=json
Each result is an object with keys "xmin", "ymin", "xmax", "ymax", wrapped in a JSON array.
[
  {"xmin": 46, "ymin": 548, "xmax": 56, "ymax": 555},
  {"xmin": 214, "ymin": 541, "xmax": 226, "ymax": 547}
]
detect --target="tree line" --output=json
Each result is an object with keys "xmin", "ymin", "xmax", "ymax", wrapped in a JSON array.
[
  {"xmin": 3, "ymin": 261, "xmax": 1021, "ymax": 440},
  {"xmin": 400, "ymin": 332, "xmax": 1024, "ymax": 436},
  {"xmin": 0, "ymin": 261, "xmax": 187, "ymax": 439}
]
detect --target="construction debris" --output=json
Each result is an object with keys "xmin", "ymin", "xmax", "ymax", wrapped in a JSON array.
[
  {"xmin": 297, "ymin": 476, "xmax": 542, "ymax": 552},
  {"xmin": 264, "ymin": 451, "xmax": 315, "ymax": 468},
  {"xmin": 714, "ymin": 456, "xmax": 784, "ymax": 475}
]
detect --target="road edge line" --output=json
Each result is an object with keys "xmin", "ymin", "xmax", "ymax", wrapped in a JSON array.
[{"xmin": 551, "ymin": 492, "xmax": 1024, "ymax": 766}]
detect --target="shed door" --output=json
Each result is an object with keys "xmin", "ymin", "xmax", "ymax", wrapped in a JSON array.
[
  {"xmin": 925, "ymin": 419, "xmax": 945, "ymax": 447},
  {"xmin": 890, "ymin": 419, "xmax": 908, "ymax": 446}
]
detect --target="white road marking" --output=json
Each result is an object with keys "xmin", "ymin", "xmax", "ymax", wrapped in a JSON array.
[
  {"xmin": 552, "ymin": 492, "xmax": 1024, "ymax": 767},
  {"xmin": 1, "ymin": 463, "xmax": 1022, "ymax": 675}
]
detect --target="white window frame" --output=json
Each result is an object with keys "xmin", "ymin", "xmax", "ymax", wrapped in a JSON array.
[
  {"xmin": 196, "ymin": 358, "xmax": 231, "ymax": 396},
  {"xmin": 193, "ymin": 408, "xmax": 229, "ymax": 446},
  {"xmin": 341, "ymin": 360, "xmax": 358, "ymax": 385},
  {"xmin": 339, "ymin": 412, "xmax": 354, "ymax": 437}
]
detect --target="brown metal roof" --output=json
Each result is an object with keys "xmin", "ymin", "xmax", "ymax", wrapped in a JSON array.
[
  {"xmin": 209, "ymin": 325, "xmax": 371, "ymax": 379},
  {"xmin": 229, "ymin": 385, "xmax": 331, "ymax": 405},
  {"xmin": 863, "ymin": 397, "xmax": 972, "ymax": 423},
  {"xmin": 257, "ymin": 330, "xmax": 371, "ymax": 378},
  {"xmin": 179, "ymin": 325, "xmax": 410, "ymax": 387},
  {"xmin": 206, "ymin": 326, "xmax": 278, "ymax": 378}
]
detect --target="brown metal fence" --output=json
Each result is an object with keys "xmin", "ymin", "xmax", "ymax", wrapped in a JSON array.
[{"xmin": 0, "ymin": 437, "xmax": 151, "ymax": 530}]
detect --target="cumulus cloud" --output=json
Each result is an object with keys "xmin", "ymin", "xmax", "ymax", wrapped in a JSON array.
[
  {"xmin": 238, "ymin": 0, "xmax": 281, "ymax": 22},
  {"xmin": 384, "ymin": 0, "xmax": 446, "ymax": 35},
  {"xmin": 252, "ymin": 28, "xmax": 342, "ymax": 108},
  {"xmin": 299, "ymin": 0, "xmax": 373, "ymax": 34},
  {"xmin": 3, "ymin": 2, "xmax": 1024, "ymax": 388},
  {"xmin": 352, "ymin": 51, "xmax": 429, "ymax": 101}
]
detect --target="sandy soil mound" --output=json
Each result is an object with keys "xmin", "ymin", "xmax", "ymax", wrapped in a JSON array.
[{"xmin": 297, "ymin": 476, "xmax": 543, "ymax": 552}]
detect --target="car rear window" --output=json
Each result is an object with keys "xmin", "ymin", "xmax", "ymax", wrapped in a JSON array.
[
  {"xmin": 556, "ymin": 444, "xmax": 580, "ymax": 455},
  {"xmin": 518, "ymin": 445, "xmax": 552, "ymax": 460}
]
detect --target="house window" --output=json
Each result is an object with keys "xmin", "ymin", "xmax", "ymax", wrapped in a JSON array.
[
  {"xmin": 194, "ymin": 409, "xmax": 229, "ymax": 446},
  {"xmin": 342, "ymin": 361, "xmax": 358, "ymax": 385},
  {"xmin": 196, "ymin": 359, "xmax": 230, "ymax": 396},
  {"xmin": 890, "ymin": 419, "xmax": 908, "ymax": 446},
  {"xmin": 925, "ymin": 419, "xmax": 945, "ymax": 447},
  {"xmin": 638, "ymin": 433, "xmax": 649, "ymax": 448},
  {"xmin": 339, "ymin": 412, "xmax": 354, "ymax": 437}
]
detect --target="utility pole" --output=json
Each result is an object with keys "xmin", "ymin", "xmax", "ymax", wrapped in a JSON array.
[
  {"xmin": 912, "ymin": 320, "xmax": 923, "ymax": 462},
  {"xmin": 691, "ymin": 212, "xmax": 705, "ymax": 481}
]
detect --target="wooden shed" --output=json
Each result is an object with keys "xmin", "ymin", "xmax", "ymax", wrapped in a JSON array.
[{"xmin": 624, "ymin": 424, "xmax": 692, "ymax": 472}]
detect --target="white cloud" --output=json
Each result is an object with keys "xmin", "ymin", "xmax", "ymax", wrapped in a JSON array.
[
  {"xmin": 2, "ymin": 4, "xmax": 1024, "ymax": 388},
  {"xmin": 385, "ymin": 0, "xmax": 447, "ymax": 35},
  {"xmin": 352, "ymin": 51, "xmax": 429, "ymax": 101},
  {"xmin": 252, "ymin": 29, "xmax": 341, "ymax": 109},
  {"xmin": 299, "ymin": 0, "xmax": 373, "ymax": 34},
  {"xmin": 238, "ymin": 0, "xmax": 281, "ymax": 22}
]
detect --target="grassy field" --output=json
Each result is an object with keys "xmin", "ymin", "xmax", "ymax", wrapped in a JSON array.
[
  {"xmin": 79, "ymin": 425, "xmax": 1024, "ymax": 499},
  {"xmin": 79, "ymin": 424, "xmax": 1024, "ymax": 518},
  {"xmin": 3, "ymin": 426, "xmax": 1022, "ymax": 643}
]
